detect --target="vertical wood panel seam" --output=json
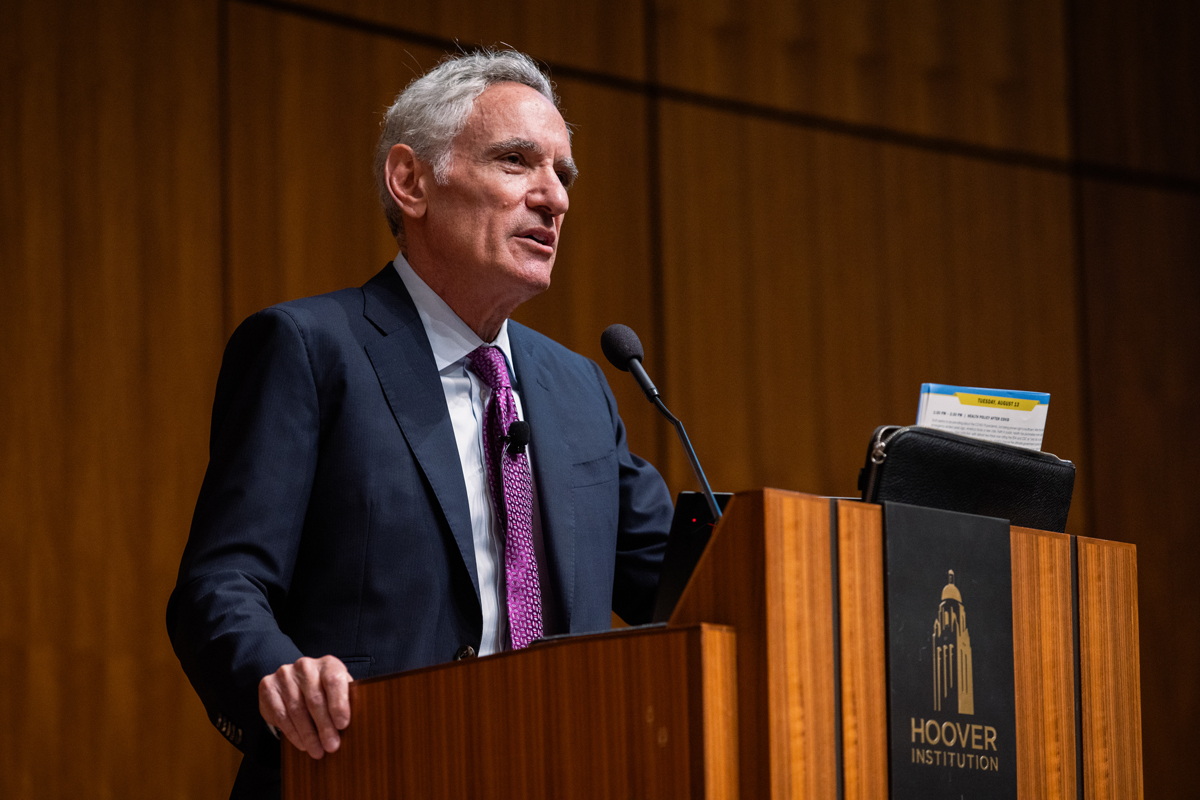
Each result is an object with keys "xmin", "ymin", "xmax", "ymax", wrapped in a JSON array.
[
  {"xmin": 1062, "ymin": 0, "xmax": 1097, "ymax": 542},
  {"xmin": 1070, "ymin": 535, "xmax": 1085, "ymax": 800},
  {"xmin": 829, "ymin": 499, "xmax": 844, "ymax": 800},
  {"xmin": 1068, "ymin": 171, "xmax": 1095, "ymax": 538}
]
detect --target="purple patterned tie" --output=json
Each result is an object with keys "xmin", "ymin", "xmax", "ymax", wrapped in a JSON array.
[{"xmin": 467, "ymin": 345, "xmax": 543, "ymax": 650}]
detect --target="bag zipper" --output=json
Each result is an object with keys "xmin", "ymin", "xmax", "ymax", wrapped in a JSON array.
[
  {"xmin": 863, "ymin": 424, "xmax": 1073, "ymax": 503},
  {"xmin": 863, "ymin": 425, "xmax": 902, "ymax": 502}
]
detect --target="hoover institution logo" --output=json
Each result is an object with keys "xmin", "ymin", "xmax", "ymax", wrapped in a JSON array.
[
  {"xmin": 933, "ymin": 570, "xmax": 973, "ymax": 715},
  {"xmin": 883, "ymin": 503, "xmax": 1017, "ymax": 796},
  {"xmin": 910, "ymin": 570, "xmax": 1000, "ymax": 772}
]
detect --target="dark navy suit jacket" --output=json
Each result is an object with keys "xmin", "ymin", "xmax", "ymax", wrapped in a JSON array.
[{"xmin": 166, "ymin": 265, "xmax": 673, "ymax": 797}]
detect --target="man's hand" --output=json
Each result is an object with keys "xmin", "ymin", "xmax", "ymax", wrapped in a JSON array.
[{"xmin": 258, "ymin": 655, "xmax": 353, "ymax": 759}]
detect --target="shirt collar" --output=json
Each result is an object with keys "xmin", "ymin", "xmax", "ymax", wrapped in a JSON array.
[{"xmin": 393, "ymin": 252, "xmax": 514, "ymax": 376}]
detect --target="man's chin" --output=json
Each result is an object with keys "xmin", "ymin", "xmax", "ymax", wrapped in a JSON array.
[
  {"xmin": 509, "ymin": 259, "xmax": 554, "ymax": 297},
  {"xmin": 515, "ymin": 275, "xmax": 552, "ymax": 304}
]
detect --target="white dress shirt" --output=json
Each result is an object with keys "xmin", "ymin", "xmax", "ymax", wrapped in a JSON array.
[{"xmin": 393, "ymin": 253, "xmax": 555, "ymax": 655}]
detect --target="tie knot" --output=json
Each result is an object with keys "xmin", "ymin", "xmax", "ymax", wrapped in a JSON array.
[{"xmin": 468, "ymin": 345, "xmax": 511, "ymax": 391}]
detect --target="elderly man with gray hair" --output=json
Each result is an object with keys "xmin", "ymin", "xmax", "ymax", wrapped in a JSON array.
[{"xmin": 167, "ymin": 48, "xmax": 673, "ymax": 799}]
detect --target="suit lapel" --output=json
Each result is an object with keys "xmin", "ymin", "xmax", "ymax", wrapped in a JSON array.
[
  {"xmin": 509, "ymin": 325, "xmax": 577, "ymax": 630},
  {"xmin": 361, "ymin": 266, "xmax": 480, "ymax": 602}
]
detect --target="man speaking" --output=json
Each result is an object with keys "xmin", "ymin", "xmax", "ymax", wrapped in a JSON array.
[{"xmin": 167, "ymin": 49, "xmax": 673, "ymax": 799}]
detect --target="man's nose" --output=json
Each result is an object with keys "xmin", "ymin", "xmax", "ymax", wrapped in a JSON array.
[{"xmin": 528, "ymin": 167, "xmax": 569, "ymax": 217}]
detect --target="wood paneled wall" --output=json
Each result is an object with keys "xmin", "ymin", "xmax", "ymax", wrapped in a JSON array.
[
  {"xmin": 657, "ymin": 101, "xmax": 1083, "ymax": 511},
  {"xmin": 1069, "ymin": 3, "xmax": 1200, "ymax": 796},
  {"xmin": 2, "ymin": 0, "xmax": 1195, "ymax": 797},
  {"xmin": 1071, "ymin": 0, "xmax": 1200, "ymax": 180},
  {"xmin": 655, "ymin": 0, "xmax": 1070, "ymax": 158},
  {"xmin": 1077, "ymin": 182, "xmax": 1199, "ymax": 800},
  {"xmin": 0, "ymin": 0, "xmax": 238, "ymax": 796}
]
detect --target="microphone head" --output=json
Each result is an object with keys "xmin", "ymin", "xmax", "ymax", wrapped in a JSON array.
[
  {"xmin": 506, "ymin": 420, "xmax": 531, "ymax": 454},
  {"xmin": 600, "ymin": 324, "xmax": 645, "ymax": 371}
]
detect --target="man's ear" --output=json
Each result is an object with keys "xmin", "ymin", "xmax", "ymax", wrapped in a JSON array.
[{"xmin": 385, "ymin": 143, "xmax": 428, "ymax": 219}]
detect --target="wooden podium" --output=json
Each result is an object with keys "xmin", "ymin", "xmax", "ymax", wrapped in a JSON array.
[{"xmin": 283, "ymin": 490, "xmax": 1143, "ymax": 799}]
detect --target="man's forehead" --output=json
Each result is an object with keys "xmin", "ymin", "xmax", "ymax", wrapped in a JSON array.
[{"xmin": 465, "ymin": 84, "xmax": 569, "ymax": 144}]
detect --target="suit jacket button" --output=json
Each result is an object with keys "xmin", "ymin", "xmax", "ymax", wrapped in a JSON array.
[{"xmin": 454, "ymin": 645, "xmax": 476, "ymax": 660}]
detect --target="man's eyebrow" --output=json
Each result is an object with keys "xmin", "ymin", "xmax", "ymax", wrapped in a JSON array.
[
  {"xmin": 488, "ymin": 138, "xmax": 579, "ymax": 186},
  {"xmin": 486, "ymin": 137, "xmax": 542, "ymax": 158},
  {"xmin": 557, "ymin": 157, "xmax": 579, "ymax": 186}
]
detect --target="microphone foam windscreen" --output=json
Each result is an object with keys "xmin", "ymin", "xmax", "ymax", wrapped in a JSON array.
[
  {"xmin": 600, "ymin": 324, "xmax": 644, "ymax": 371},
  {"xmin": 507, "ymin": 420, "xmax": 531, "ymax": 448}
]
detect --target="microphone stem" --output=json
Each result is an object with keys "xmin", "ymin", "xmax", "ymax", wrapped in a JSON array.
[{"xmin": 651, "ymin": 396, "xmax": 722, "ymax": 522}]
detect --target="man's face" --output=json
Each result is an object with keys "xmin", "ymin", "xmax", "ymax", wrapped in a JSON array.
[{"xmin": 422, "ymin": 82, "xmax": 576, "ymax": 306}]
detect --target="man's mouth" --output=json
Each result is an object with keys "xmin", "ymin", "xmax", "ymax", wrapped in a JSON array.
[{"xmin": 517, "ymin": 228, "xmax": 556, "ymax": 249}]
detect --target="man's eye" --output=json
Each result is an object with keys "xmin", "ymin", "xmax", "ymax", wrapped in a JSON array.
[
  {"xmin": 502, "ymin": 154, "xmax": 522, "ymax": 165},
  {"xmin": 557, "ymin": 172, "xmax": 571, "ymax": 187}
]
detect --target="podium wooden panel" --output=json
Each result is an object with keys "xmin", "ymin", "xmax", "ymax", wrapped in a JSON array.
[
  {"xmin": 283, "ymin": 624, "xmax": 737, "ymax": 800},
  {"xmin": 669, "ymin": 490, "xmax": 840, "ymax": 800},
  {"xmin": 835, "ymin": 501, "xmax": 889, "ymax": 800},
  {"xmin": 1011, "ymin": 527, "xmax": 1077, "ymax": 800},
  {"xmin": 670, "ymin": 489, "xmax": 1141, "ymax": 799},
  {"xmin": 283, "ymin": 489, "xmax": 1142, "ymax": 799},
  {"xmin": 1078, "ymin": 537, "xmax": 1143, "ymax": 799}
]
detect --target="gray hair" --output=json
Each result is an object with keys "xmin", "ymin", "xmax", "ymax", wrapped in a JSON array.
[{"xmin": 374, "ymin": 48, "xmax": 561, "ymax": 241}]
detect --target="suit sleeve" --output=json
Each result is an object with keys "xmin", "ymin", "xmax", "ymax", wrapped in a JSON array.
[
  {"xmin": 593, "ymin": 361, "xmax": 674, "ymax": 625},
  {"xmin": 166, "ymin": 307, "xmax": 320, "ymax": 760}
]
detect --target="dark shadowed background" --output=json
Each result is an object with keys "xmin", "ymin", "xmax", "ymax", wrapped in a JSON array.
[{"xmin": 2, "ymin": 0, "xmax": 1197, "ymax": 796}]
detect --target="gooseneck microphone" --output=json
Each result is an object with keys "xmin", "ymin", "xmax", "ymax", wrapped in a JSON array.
[{"xmin": 600, "ymin": 324, "xmax": 722, "ymax": 522}]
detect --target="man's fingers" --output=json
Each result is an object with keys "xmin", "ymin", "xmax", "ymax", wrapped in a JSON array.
[
  {"xmin": 257, "ymin": 656, "xmax": 353, "ymax": 758},
  {"xmin": 320, "ymin": 658, "xmax": 353, "ymax": 731},
  {"xmin": 284, "ymin": 693, "xmax": 326, "ymax": 758},
  {"xmin": 296, "ymin": 658, "xmax": 341, "ymax": 753},
  {"xmin": 260, "ymin": 664, "xmax": 325, "ymax": 759},
  {"xmin": 259, "ymin": 676, "xmax": 289, "ymax": 730},
  {"xmin": 280, "ymin": 667, "xmax": 326, "ymax": 759}
]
